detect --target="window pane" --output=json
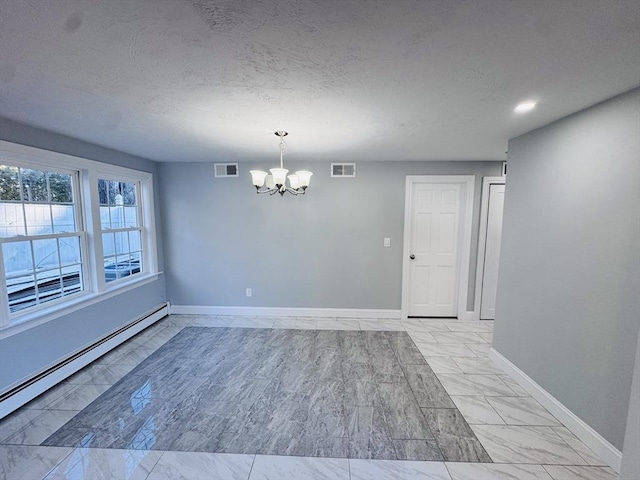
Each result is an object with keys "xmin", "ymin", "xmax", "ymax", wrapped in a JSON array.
[
  {"xmin": 36, "ymin": 269, "xmax": 63, "ymax": 304},
  {"xmin": 110, "ymin": 206, "xmax": 124, "ymax": 228},
  {"xmin": 123, "ymin": 183, "xmax": 136, "ymax": 205},
  {"xmin": 0, "ymin": 166, "xmax": 21, "ymax": 201},
  {"xmin": 98, "ymin": 179, "xmax": 109, "ymax": 205},
  {"xmin": 102, "ymin": 232, "xmax": 115, "ymax": 256},
  {"xmin": 52, "ymin": 205, "xmax": 76, "ymax": 233},
  {"xmin": 48, "ymin": 173, "xmax": 73, "ymax": 203},
  {"xmin": 104, "ymin": 256, "xmax": 118, "ymax": 283},
  {"xmin": 130, "ymin": 252, "xmax": 142, "ymax": 275},
  {"xmin": 108, "ymin": 181, "xmax": 120, "ymax": 205},
  {"xmin": 33, "ymin": 238, "xmax": 60, "ymax": 270},
  {"xmin": 59, "ymin": 236, "xmax": 81, "ymax": 266},
  {"xmin": 100, "ymin": 206, "xmax": 110, "ymax": 229},
  {"xmin": 0, "ymin": 202, "xmax": 26, "ymax": 237},
  {"xmin": 115, "ymin": 231, "xmax": 129, "ymax": 255},
  {"xmin": 129, "ymin": 230, "xmax": 142, "ymax": 252},
  {"xmin": 124, "ymin": 206, "xmax": 138, "ymax": 228},
  {"xmin": 61, "ymin": 263, "xmax": 82, "ymax": 296},
  {"xmin": 25, "ymin": 204, "xmax": 53, "ymax": 235},
  {"xmin": 21, "ymin": 168, "xmax": 48, "ymax": 202},
  {"xmin": 2, "ymin": 241, "xmax": 33, "ymax": 275},
  {"xmin": 7, "ymin": 274, "xmax": 36, "ymax": 312}
]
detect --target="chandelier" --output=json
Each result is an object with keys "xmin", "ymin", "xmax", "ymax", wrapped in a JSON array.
[{"xmin": 250, "ymin": 131, "xmax": 313, "ymax": 196}]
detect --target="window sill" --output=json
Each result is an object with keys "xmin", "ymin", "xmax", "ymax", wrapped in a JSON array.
[{"xmin": 0, "ymin": 272, "xmax": 163, "ymax": 340}]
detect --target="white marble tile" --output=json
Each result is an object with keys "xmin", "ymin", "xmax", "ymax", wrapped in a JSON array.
[
  {"xmin": 486, "ymin": 397, "xmax": 561, "ymax": 426},
  {"xmin": 80, "ymin": 364, "xmax": 136, "ymax": 385},
  {"xmin": 550, "ymin": 427, "xmax": 607, "ymax": 466},
  {"xmin": 446, "ymin": 462, "xmax": 553, "ymax": 480},
  {"xmin": 432, "ymin": 331, "xmax": 487, "ymax": 344},
  {"xmin": 0, "ymin": 409, "xmax": 44, "ymax": 442},
  {"xmin": 273, "ymin": 318, "xmax": 317, "ymax": 330},
  {"xmin": 478, "ymin": 332, "xmax": 493, "ymax": 343},
  {"xmin": 470, "ymin": 425, "xmax": 588, "ymax": 465},
  {"xmin": 358, "ymin": 319, "xmax": 405, "ymax": 331},
  {"xmin": 231, "ymin": 317, "xmax": 276, "ymax": 328},
  {"xmin": 0, "ymin": 445, "xmax": 73, "ymax": 480},
  {"xmin": 130, "ymin": 333, "xmax": 172, "ymax": 350},
  {"xmin": 406, "ymin": 330, "xmax": 438, "ymax": 343},
  {"xmin": 349, "ymin": 459, "xmax": 451, "ymax": 480},
  {"xmin": 162, "ymin": 315, "xmax": 194, "ymax": 327},
  {"xmin": 4, "ymin": 410, "xmax": 78, "ymax": 445},
  {"xmin": 93, "ymin": 347, "xmax": 129, "ymax": 365},
  {"xmin": 23, "ymin": 384, "xmax": 79, "ymax": 410},
  {"xmin": 146, "ymin": 451, "xmax": 253, "ymax": 480},
  {"xmin": 436, "ymin": 374, "xmax": 516, "ymax": 396},
  {"xmin": 43, "ymin": 447, "xmax": 162, "ymax": 480},
  {"xmin": 445, "ymin": 321, "xmax": 494, "ymax": 333},
  {"xmin": 424, "ymin": 357, "xmax": 464, "ymax": 374},
  {"xmin": 249, "ymin": 454, "xmax": 349, "ymax": 480},
  {"xmin": 190, "ymin": 316, "xmax": 235, "ymax": 327},
  {"xmin": 402, "ymin": 320, "xmax": 450, "ymax": 332},
  {"xmin": 451, "ymin": 356, "xmax": 504, "ymax": 375},
  {"xmin": 48, "ymin": 384, "xmax": 111, "ymax": 411},
  {"xmin": 465, "ymin": 343, "xmax": 492, "ymax": 357},
  {"xmin": 498, "ymin": 375, "xmax": 530, "ymax": 396},
  {"xmin": 542, "ymin": 465, "xmax": 618, "ymax": 480},
  {"xmin": 450, "ymin": 396, "xmax": 505, "ymax": 425},
  {"xmin": 110, "ymin": 348, "xmax": 154, "ymax": 366},
  {"xmin": 315, "ymin": 319, "xmax": 360, "ymax": 330},
  {"xmin": 415, "ymin": 343, "xmax": 477, "ymax": 357}
]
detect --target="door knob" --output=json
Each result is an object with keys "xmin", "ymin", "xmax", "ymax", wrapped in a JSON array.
[{"xmin": 410, "ymin": 254, "xmax": 415, "ymax": 260}]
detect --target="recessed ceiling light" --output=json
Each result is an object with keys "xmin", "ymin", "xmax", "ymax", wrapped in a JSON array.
[{"xmin": 514, "ymin": 101, "xmax": 537, "ymax": 114}]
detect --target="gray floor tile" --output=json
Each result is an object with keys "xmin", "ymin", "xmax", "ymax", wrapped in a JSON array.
[
  {"xmin": 39, "ymin": 327, "xmax": 501, "ymax": 463},
  {"xmin": 422, "ymin": 408, "xmax": 492, "ymax": 462},
  {"xmin": 403, "ymin": 364, "xmax": 456, "ymax": 408}
]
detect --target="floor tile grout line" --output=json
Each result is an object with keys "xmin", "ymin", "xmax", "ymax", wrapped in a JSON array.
[
  {"xmin": 246, "ymin": 453, "xmax": 257, "ymax": 480},
  {"xmin": 141, "ymin": 448, "xmax": 166, "ymax": 480},
  {"xmin": 547, "ymin": 422, "xmax": 604, "ymax": 466}
]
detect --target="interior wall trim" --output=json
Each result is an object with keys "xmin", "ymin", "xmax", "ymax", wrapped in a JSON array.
[
  {"xmin": 170, "ymin": 305, "xmax": 402, "ymax": 319},
  {"xmin": 490, "ymin": 347, "xmax": 622, "ymax": 473},
  {"xmin": 0, "ymin": 303, "xmax": 169, "ymax": 419}
]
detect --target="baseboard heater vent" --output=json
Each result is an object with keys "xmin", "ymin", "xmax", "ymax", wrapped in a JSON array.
[{"xmin": 0, "ymin": 302, "xmax": 169, "ymax": 417}]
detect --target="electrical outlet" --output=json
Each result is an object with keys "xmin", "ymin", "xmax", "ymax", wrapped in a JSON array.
[
  {"xmin": 246, "ymin": 288, "xmax": 252, "ymax": 297},
  {"xmin": 383, "ymin": 237, "xmax": 391, "ymax": 247}
]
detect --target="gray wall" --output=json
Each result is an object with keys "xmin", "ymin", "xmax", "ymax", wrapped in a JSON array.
[
  {"xmin": 159, "ymin": 160, "xmax": 501, "ymax": 310},
  {"xmin": 493, "ymin": 88, "xmax": 640, "ymax": 450},
  {"xmin": 0, "ymin": 118, "xmax": 166, "ymax": 391},
  {"xmin": 621, "ymin": 329, "xmax": 640, "ymax": 479}
]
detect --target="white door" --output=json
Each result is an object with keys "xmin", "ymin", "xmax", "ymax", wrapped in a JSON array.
[
  {"xmin": 408, "ymin": 183, "xmax": 462, "ymax": 317},
  {"xmin": 480, "ymin": 184, "xmax": 505, "ymax": 320}
]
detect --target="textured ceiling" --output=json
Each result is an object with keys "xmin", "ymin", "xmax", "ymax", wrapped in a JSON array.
[{"xmin": 0, "ymin": 0, "xmax": 638, "ymax": 162}]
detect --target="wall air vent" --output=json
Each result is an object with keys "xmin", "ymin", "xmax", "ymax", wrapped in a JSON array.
[
  {"xmin": 331, "ymin": 163, "xmax": 356, "ymax": 177},
  {"xmin": 214, "ymin": 163, "xmax": 238, "ymax": 178}
]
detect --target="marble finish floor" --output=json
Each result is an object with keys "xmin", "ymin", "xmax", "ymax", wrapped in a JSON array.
[{"xmin": 0, "ymin": 315, "xmax": 618, "ymax": 480}]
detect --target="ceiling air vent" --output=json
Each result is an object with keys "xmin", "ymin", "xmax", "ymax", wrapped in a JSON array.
[
  {"xmin": 331, "ymin": 163, "xmax": 356, "ymax": 178},
  {"xmin": 214, "ymin": 163, "xmax": 238, "ymax": 178}
]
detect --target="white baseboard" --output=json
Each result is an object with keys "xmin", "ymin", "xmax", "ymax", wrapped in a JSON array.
[
  {"xmin": 490, "ymin": 348, "xmax": 622, "ymax": 473},
  {"xmin": 170, "ymin": 305, "xmax": 402, "ymax": 319},
  {"xmin": 0, "ymin": 303, "xmax": 169, "ymax": 419}
]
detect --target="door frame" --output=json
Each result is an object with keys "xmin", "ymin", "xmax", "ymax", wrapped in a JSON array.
[
  {"xmin": 401, "ymin": 175, "xmax": 475, "ymax": 320},
  {"xmin": 473, "ymin": 176, "xmax": 506, "ymax": 320}
]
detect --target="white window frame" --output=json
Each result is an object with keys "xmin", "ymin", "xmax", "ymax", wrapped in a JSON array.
[
  {"xmin": 0, "ymin": 141, "xmax": 159, "ymax": 337},
  {"xmin": 0, "ymin": 165, "xmax": 87, "ymax": 317}
]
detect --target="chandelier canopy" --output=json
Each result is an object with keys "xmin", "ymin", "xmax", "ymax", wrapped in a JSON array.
[{"xmin": 250, "ymin": 131, "xmax": 312, "ymax": 196}]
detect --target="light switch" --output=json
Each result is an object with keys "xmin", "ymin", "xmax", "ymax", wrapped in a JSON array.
[{"xmin": 383, "ymin": 237, "xmax": 391, "ymax": 247}]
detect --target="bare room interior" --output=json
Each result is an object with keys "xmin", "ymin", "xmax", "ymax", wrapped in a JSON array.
[{"xmin": 0, "ymin": 1, "xmax": 638, "ymax": 479}]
